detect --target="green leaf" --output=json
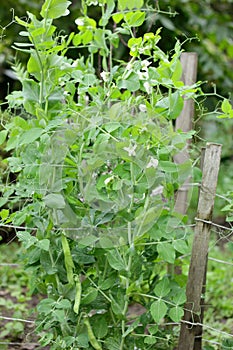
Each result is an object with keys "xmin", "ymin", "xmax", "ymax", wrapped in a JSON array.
[
  {"xmin": 172, "ymin": 60, "xmax": 182, "ymax": 83},
  {"xmin": 92, "ymin": 315, "xmax": 108, "ymax": 338},
  {"xmin": 159, "ymin": 161, "xmax": 178, "ymax": 173},
  {"xmin": 99, "ymin": 275, "xmax": 116, "ymax": 290},
  {"xmin": 55, "ymin": 299, "xmax": 71, "ymax": 309},
  {"xmin": 17, "ymin": 231, "xmax": 38, "ymax": 249},
  {"xmin": 27, "ymin": 54, "xmax": 43, "ymax": 80},
  {"xmin": 118, "ymin": 0, "xmax": 128, "ymax": 10},
  {"xmin": 79, "ymin": 235, "xmax": 99, "ymax": 247},
  {"xmin": 0, "ymin": 198, "xmax": 8, "ymax": 208},
  {"xmin": 19, "ymin": 128, "xmax": 44, "ymax": 146},
  {"xmin": 123, "ymin": 319, "xmax": 140, "ymax": 337},
  {"xmin": 150, "ymin": 300, "xmax": 168, "ymax": 323},
  {"xmin": 155, "ymin": 91, "xmax": 184, "ymax": 119},
  {"xmin": 221, "ymin": 99, "xmax": 232, "ymax": 114},
  {"xmin": 157, "ymin": 242, "xmax": 176, "ymax": 263},
  {"xmin": 105, "ymin": 337, "xmax": 121, "ymax": 350},
  {"xmin": 169, "ymin": 91, "xmax": 184, "ymax": 119},
  {"xmin": 37, "ymin": 239, "xmax": 50, "ymax": 251},
  {"xmin": 144, "ymin": 336, "xmax": 157, "ymax": 345},
  {"xmin": 172, "ymin": 290, "xmax": 186, "ymax": 305},
  {"xmin": 0, "ymin": 130, "xmax": 7, "ymax": 145},
  {"xmin": 0, "ymin": 209, "xmax": 9, "ymax": 220},
  {"xmin": 154, "ymin": 278, "xmax": 171, "ymax": 298},
  {"xmin": 81, "ymin": 287, "xmax": 98, "ymax": 305},
  {"xmin": 132, "ymin": 0, "xmax": 144, "ymax": 8},
  {"xmin": 112, "ymin": 13, "xmax": 124, "ymax": 23},
  {"xmin": 168, "ymin": 306, "xmax": 184, "ymax": 322},
  {"xmin": 136, "ymin": 207, "xmax": 163, "ymax": 235},
  {"xmin": 117, "ymin": 72, "xmax": 140, "ymax": 91},
  {"xmin": 44, "ymin": 193, "xmax": 66, "ymax": 209},
  {"xmin": 22, "ymin": 80, "xmax": 40, "ymax": 114},
  {"xmin": 41, "ymin": 0, "xmax": 72, "ymax": 19},
  {"xmin": 111, "ymin": 296, "xmax": 125, "ymax": 315},
  {"xmin": 125, "ymin": 11, "xmax": 145, "ymax": 27},
  {"xmin": 107, "ymin": 249, "xmax": 126, "ymax": 271},
  {"xmin": 40, "ymin": 250, "xmax": 58, "ymax": 274},
  {"xmin": 174, "ymin": 239, "xmax": 189, "ymax": 254}
]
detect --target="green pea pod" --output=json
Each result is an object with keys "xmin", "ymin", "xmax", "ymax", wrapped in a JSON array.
[
  {"xmin": 84, "ymin": 317, "xmax": 102, "ymax": 350},
  {"xmin": 73, "ymin": 276, "xmax": 82, "ymax": 315},
  {"xmin": 61, "ymin": 233, "xmax": 75, "ymax": 285}
]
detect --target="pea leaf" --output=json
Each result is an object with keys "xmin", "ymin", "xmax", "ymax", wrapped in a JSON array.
[
  {"xmin": 169, "ymin": 91, "xmax": 184, "ymax": 119},
  {"xmin": 17, "ymin": 231, "xmax": 38, "ymax": 249},
  {"xmin": 154, "ymin": 278, "xmax": 171, "ymax": 298},
  {"xmin": 125, "ymin": 11, "xmax": 145, "ymax": 27},
  {"xmin": 44, "ymin": 193, "xmax": 66, "ymax": 209},
  {"xmin": 159, "ymin": 161, "xmax": 178, "ymax": 173},
  {"xmin": 81, "ymin": 287, "xmax": 98, "ymax": 305},
  {"xmin": 41, "ymin": 0, "xmax": 71, "ymax": 19},
  {"xmin": 174, "ymin": 239, "xmax": 189, "ymax": 254},
  {"xmin": 19, "ymin": 128, "xmax": 44, "ymax": 146},
  {"xmin": 168, "ymin": 306, "xmax": 184, "ymax": 322},
  {"xmin": 221, "ymin": 99, "xmax": 232, "ymax": 114},
  {"xmin": 118, "ymin": 72, "xmax": 140, "ymax": 91},
  {"xmin": 150, "ymin": 300, "xmax": 168, "ymax": 323},
  {"xmin": 37, "ymin": 239, "xmax": 50, "ymax": 251},
  {"xmin": 0, "ymin": 130, "xmax": 7, "ymax": 145},
  {"xmin": 107, "ymin": 249, "xmax": 126, "ymax": 271},
  {"xmin": 172, "ymin": 290, "xmax": 186, "ymax": 305},
  {"xmin": 157, "ymin": 242, "xmax": 176, "ymax": 263}
]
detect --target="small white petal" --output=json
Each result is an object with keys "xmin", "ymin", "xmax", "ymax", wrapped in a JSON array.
[
  {"xmin": 144, "ymin": 81, "xmax": 152, "ymax": 94},
  {"xmin": 123, "ymin": 144, "xmax": 137, "ymax": 157},
  {"xmin": 100, "ymin": 71, "xmax": 110, "ymax": 82},
  {"xmin": 139, "ymin": 104, "xmax": 147, "ymax": 112},
  {"xmin": 146, "ymin": 157, "xmax": 158, "ymax": 169},
  {"xmin": 104, "ymin": 176, "xmax": 114, "ymax": 185},
  {"xmin": 151, "ymin": 185, "xmax": 164, "ymax": 197}
]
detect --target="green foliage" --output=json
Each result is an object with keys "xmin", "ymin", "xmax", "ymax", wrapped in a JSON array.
[
  {"xmin": 0, "ymin": 1, "xmax": 223, "ymax": 349},
  {"xmin": 204, "ymin": 243, "xmax": 233, "ymax": 349},
  {"xmin": 0, "ymin": 244, "xmax": 32, "ymax": 342}
]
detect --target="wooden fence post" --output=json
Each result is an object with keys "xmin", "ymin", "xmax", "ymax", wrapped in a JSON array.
[
  {"xmin": 178, "ymin": 143, "xmax": 222, "ymax": 350},
  {"xmin": 174, "ymin": 52, "xmax": 198, "ymax": 214}
]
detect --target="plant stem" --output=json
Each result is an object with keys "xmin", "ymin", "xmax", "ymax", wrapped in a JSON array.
[{"xmin": 119, "ymin": 221, "xmax": 133, "ymax": 350}]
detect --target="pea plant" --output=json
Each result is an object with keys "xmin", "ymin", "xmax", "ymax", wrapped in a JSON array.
[{"xmin": 1, "ymin": 0, "xmax": 203, "ymax": 349}]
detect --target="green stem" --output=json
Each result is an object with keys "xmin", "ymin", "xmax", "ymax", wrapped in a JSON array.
[
  {"xmin": 49, "ymin": 249, "xmax": 60, "ymax": 288},
  {"xmin": 119, "ymin": 221, "xmax": 133, "ymax": 350}
]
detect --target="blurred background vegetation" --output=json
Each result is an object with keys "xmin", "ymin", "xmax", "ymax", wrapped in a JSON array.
[{"xmin": 0, "ymin": 0, "xmax": 233, "ymax": 220}]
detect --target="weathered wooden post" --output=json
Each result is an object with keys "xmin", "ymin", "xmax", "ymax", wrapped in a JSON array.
[
  {"xmin": 174, "ymin": 52, "xmax": 198, "ymax": 214},
  {"xmin": 170, "ymin": 53, "xmax": 197, "ymax": 277},
  {"xmin": 178, "ymin": 143, "xmax": 222, "ymax": 350}
]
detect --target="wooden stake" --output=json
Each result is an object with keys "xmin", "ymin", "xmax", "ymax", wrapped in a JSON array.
[
  {"xmin": 178, "ymin": 143, "xmax": 222, "ymax": 350},
  {"xmin": 174, "ymin": 52, "xmax": 198, "ymax": 214}
]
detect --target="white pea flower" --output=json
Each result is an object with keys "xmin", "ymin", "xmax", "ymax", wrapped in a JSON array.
[
  {"xmin": 104, "ymin": 176, "xmax": 114, "ymax": 186},
  {"xmin": 139, "ymin": 104, "xmax": 147, "ymax": 112},
  {"xmin": 123, "ymin": 144, "xmax": 137, "ymax": 157},
  {"xmin": 146, "ymin": 157, "xmax": 159, "ymax": 169},
  {"xmin": 143, "ymin": 81, "xmax": 152, "ymax": 94},
  {"xmin": 126, "ymin": 62, "xmax": 133, "ymax": 71},
  {"xmin": 72, "ymin": 60, "xmax": 78, "ymax": 68},
  {"xmin": 141, "ymin": 59, "xmax": 151, "ymax": 70},
  {"xmin": 100, "ymin": 71, "xmax": 110, "ymax": 82},
  {"xmin": 151, "ymin": 185, "xmax": 164, "ymax": 197},
  {"xmin": 138, "ymin": 71, "xmax": 149, "ymax": 80},
  {"xmin": 75, "ymin": 18, "xmax": 85, "ymax": 26}
]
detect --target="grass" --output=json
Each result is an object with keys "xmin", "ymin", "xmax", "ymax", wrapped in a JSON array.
[
  {"xmin": 0, "ymin": 242, "xmax": 38, "ymax": 350},
  {"xmin": 202, "ymin": 240, "xmax": 233, "ymax": 349}
]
